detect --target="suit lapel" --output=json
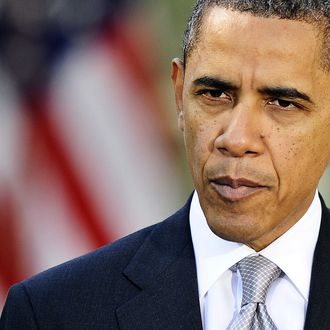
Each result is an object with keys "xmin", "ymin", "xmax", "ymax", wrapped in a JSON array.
[
  {"xmin": 116, "ymin": 197, "xmax": 203, "ymax": 330},
  {"xmin": 304, "ymin": 197, "xmax": 330, "ymax": 330}
]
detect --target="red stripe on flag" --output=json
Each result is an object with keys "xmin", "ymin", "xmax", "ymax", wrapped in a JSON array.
[
  {"xmin": 23, "ymin": 95, "xmax": 114, "ymax": 249},
  {"xmin": 0, "ymin": 188, "xmax": 27, "ymax": 288}
]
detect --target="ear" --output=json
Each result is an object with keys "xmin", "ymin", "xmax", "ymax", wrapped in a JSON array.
[{"xmin": 171, "ymin": 58, "xmax": 185, "ymax": 131}]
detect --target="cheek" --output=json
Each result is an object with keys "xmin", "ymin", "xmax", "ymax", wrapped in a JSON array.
[
  {"xmin": 311, "ymin": 120, "xmax": 330, "ymax": 164},
  {"xmin": 269, "ymin": 123, "xmax": 330, "ymax": 194},
  {"xmin": 299, "ymin": 120, "xmax": 330, "ymax": 170},
  {"xmin": 183, "ymin": 112, "xmax": 219, "ymax": 178}
]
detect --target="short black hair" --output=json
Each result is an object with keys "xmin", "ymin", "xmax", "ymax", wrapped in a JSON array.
[{"xmin": 183, "ymin": 0, "xmax": 330, "ymax": 70}]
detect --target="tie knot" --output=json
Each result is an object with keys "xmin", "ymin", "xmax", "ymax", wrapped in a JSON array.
[{"xmin": 237, "ymin": 255, "xmax": 282, "ymax": 306}]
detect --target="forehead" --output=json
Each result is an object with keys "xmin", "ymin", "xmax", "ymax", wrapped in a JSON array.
[{"xmin": 186, "ymin": 7, "xmax": 324, "ymax": 90}]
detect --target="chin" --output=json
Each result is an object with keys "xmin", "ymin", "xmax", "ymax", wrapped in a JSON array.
[{"xmin": 206, "ymin": 215, "xmax": 264, "ymax": 244}]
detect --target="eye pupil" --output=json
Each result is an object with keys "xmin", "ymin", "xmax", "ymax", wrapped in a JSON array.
[
  {"xmin": 209, "ymin": 90, "xmax": 222, "ymax": 98},
  {"xmin": 278, "ymin": 99, "xmax": 292, "ymax": 107}
]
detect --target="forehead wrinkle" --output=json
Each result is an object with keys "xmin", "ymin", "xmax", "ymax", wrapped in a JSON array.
[
  {"xmin": 192, "ymin": 8, "xmax": 321, "ymax": 65},
  {"xmin": 184, "ymin": 4, "xmax": 330, "ymax": 71},
  {"xmin": 217, "ymin": 11, "xmax": 314, "ymax": 53}
]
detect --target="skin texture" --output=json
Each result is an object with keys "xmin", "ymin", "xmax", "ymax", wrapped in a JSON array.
[{"xmin": 172, "ymin": 7, "xmax": 330, "ymax": 251}]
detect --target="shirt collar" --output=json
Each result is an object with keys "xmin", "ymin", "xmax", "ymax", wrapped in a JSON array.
[{"xmin": 190, "ymin": 191, "xmax": 322, "ymax": 302}]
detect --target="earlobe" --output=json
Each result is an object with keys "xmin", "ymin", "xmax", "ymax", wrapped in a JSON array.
[{"xmin": 171, "ymin": 58, "xmax": 185, "ymax": 131}]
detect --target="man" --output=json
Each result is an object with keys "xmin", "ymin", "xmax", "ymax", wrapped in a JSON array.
[{"xmin": 1, "ymin": 0, "xmax": 330, "ymax": 329}]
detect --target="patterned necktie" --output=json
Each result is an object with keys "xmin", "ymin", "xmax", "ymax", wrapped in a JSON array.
[{"xmin": 230, "ymin": 255, "xmax": 282, "ymax": 330}]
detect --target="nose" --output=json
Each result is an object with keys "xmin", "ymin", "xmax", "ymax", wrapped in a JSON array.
[{"xmin": 214, "ymin": 104, "xmax": 265, "ymax": 157}]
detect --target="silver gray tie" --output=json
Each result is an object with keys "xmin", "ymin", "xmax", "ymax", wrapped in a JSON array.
[{"xmin": 230, "ymin": 255, "xmax": 282, "ymax": 330}]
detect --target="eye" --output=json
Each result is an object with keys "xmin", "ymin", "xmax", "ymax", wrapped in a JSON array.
[
  {"xmin": 267, "ymin": 99, "xmax": 297, "ymax": 110},
  {"xmin": 197, "ymin": 89, "xmax": 232, "ymax": 102},
  {"xmin": 205, "ymin": 90, "xmax": 227, "ymax": 98}
]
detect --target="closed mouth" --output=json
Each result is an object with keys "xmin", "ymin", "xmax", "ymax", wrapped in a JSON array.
[{"xmin": 210, "ymin": 176, "xmax": 267, "ymax": 202}]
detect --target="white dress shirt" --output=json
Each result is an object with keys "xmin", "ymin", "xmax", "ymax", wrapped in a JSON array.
[{"xmin": 190, "ymin": 191, "xmax": 322, "ymax": 330}]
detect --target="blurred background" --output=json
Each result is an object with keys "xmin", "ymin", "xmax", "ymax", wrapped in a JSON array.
[{"xmin": 0, "ymin": 0, "xmax": 329, "ymax": 310}]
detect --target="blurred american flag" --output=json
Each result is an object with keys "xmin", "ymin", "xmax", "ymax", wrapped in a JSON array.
[{"xmin": 0, "ymin": 0, "xmax": 185, "ymax": 309}]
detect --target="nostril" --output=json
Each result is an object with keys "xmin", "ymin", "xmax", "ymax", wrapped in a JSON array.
[
  {"xmin": 217, "ymin": 145, "xmax": 260, "ymax": 157},
  {"xmin": 218, "ymin": 147, "xmax": 229, "ymax": 155}
]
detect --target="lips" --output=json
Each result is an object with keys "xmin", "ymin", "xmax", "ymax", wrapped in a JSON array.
[{"xmin": 210, "ymin": 176, "xmax": 267, "ymax": 202}]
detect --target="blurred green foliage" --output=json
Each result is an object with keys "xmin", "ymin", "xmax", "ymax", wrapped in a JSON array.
[{"xmin": 143, "ymin": 0, "xmax": 194, "ymax": 64}]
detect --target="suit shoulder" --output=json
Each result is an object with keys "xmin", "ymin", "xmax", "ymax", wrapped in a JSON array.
[
  {"xmin": 1, "ymin": 224, "xmax": 160, "ymax": 328},
  {"xmin": 24, "ymin": 223, "xmax": 157, "ymax": 289},
  {"xmin": 19, "ymin": 198, "xmax": 192, "ymax": 294},
  {"xmin": 1, "ymin": 198, "xmax": 192, "ymax": 328},
  {"xmin": 0, "ymin": 223, "xmax": 157, "ymax": 328}
]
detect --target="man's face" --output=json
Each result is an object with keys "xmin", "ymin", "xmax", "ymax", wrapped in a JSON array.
[{"xmin": 172, "ymin": 8, "xmax": 330, "ymax": 251}]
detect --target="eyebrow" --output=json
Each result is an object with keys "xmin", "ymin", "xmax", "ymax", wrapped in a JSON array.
[
  {"xmin": 258, "ymin": 86, "xmax": 314, "ymax": 104},
  {"xmin": 193, "ymin": 76, "xmax": 238, "ymax": 91},
  {"xmin": 192, "ymin": 77, "xmax": 314, "ymax": 104}
]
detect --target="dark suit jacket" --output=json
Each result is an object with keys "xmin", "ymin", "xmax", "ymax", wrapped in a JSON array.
[{"xmin": 1, "ymin": 196, "xmax": 330, "ymax": 329}]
